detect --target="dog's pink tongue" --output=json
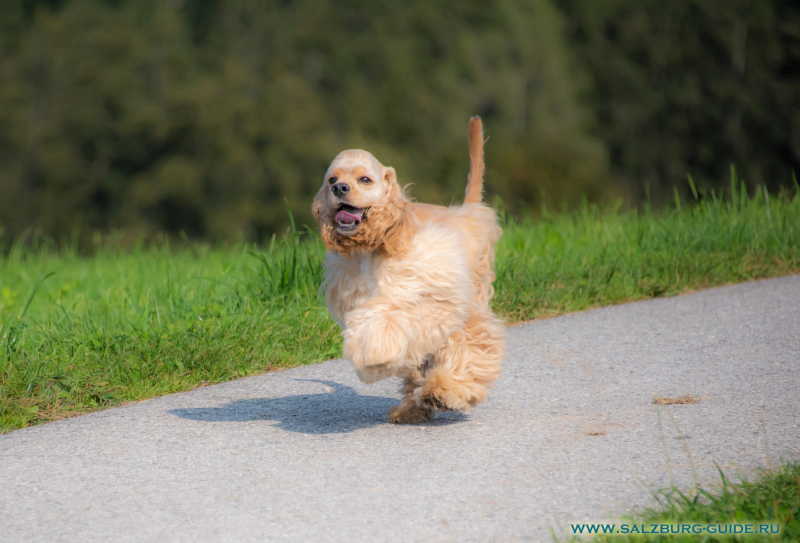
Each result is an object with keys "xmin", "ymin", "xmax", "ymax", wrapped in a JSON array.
[{"xmin": 336, "ymin": 210, "xmax": 361, "ymax": 224}]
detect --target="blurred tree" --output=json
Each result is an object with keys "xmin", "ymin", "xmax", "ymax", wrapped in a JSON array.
[
  {"xmin": 204, "ymin": 0, "xmax": 607, "ymax": 206},
  {"xmin": 0, "ymin": 0, "xmax": 605, "ymax": 242},
  {"xmin": 3, "ymin": 0, "xmax": 799, "ymax": 242},
  {"xmin": 556, "ymin": 0, "xmax": 800, "ymax": 201}
]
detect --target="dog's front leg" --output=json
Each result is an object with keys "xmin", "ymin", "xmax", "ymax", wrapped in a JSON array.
[
  {"xmin": 343, "ymin": 297, "xmax": 464, "ymax": 382},
  {"xmin": 343, "ymin": 301, "xmax": 410, "ymax": 379}
]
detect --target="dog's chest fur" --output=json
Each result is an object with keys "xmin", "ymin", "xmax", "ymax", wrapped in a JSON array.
[
  {"xmin": 321, "ymin": 225, "xmax": 472, "ymax": 332},
  {"xmin": 321, "ymin": 250, "xmax": 384, "ymax": 329}
]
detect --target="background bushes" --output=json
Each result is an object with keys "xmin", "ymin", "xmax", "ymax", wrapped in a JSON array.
[{"xmin": 0, "ymin": 0, "xmax": 797, "ymax": 242}]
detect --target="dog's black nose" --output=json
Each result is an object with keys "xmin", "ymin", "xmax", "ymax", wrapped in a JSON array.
[{"xmin": 331, "ymin": 183, "xmax": 350, "ymax": 198}]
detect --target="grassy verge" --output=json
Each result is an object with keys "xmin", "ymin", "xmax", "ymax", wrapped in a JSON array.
[
  {"xmin": 1, "ymin": 180, "xmax": 799, "ymax": 432},
  {"xmin": 563, "ymin": 462, "xmax": 800, "ymax": 542},
  {"xmin": 494, "ymin": 177, "xmax": 800, "ymax": 321}
]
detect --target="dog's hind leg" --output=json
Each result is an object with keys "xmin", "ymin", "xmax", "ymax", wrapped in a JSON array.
[
  {"xmin": 415, "ymin": 310, "xmax": 505, "ymax": 412},
  {"xmin": 387, "ymin": 367, "xmax": 434, "ymax": 424}
]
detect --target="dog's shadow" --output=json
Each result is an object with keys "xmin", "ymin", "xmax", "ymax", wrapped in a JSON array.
[{"xmin": 169, "ymin": 379, "xmax": 466, "ymax": 434}]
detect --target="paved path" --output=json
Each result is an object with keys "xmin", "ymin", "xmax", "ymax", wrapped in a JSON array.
[{"xmin": 1, "ymin": 276, "xmax": 799, "ymax": 542}]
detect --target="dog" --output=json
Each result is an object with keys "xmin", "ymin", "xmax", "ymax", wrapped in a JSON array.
[{"xmin": 312, "ymin": 117, "xmax": 505, "ymax": 423}]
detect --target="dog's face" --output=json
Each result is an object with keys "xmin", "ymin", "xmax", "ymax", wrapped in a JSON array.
[
  {"xmin": 313, "ymin": 150, "xmax": 410, "ymax": 256},
  {"xmin": 319, "ymin": 150, "xmax": 393, "ymax": 236}
]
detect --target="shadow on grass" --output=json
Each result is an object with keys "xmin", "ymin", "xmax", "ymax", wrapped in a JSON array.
[{"xmin": 168, "ymin": 379, "xmax": 467, "ymax": 434}]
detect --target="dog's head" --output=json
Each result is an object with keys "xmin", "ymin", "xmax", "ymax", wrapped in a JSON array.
[{"xmin": 313, "ymin": 149, "xmax": 411, "ymax": 256}]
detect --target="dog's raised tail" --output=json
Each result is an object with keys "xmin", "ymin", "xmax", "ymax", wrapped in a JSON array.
[{"xmin": 464, "ymin": 116, "xmax": 485, "ymax": 205}]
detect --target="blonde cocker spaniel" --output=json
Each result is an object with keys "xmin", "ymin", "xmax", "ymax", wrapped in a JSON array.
[{"xmin": 313, "ymin": 117, "xmax": 505, "ymax": 423}]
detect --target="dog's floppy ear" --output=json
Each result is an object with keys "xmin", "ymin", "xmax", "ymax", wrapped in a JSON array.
[
  {"xmin": 380, "ymin": 167, "xmax": 402, "ymax": 211},
  {"xmin": 312, "ymin": 185, "xmax": 326, "ymax": 223},
  {"xmin": 366, "ymin": 166, "xmax": 412, "ymax": 257},
  {"xmin": 312, "ymin": 185, "xmax": 339, "ymax": 253},
  {"xmin": 383, "ymin": 166, "xmax": 397, "ymax": 188}
]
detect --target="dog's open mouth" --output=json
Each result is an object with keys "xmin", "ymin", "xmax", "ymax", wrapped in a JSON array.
[{"xmin": 335, "ymin": 204, "xmax": 366, "ymax": 232}]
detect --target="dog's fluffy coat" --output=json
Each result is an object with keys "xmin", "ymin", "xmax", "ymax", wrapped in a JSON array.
[{"xmin": 313, "ymin": 117, "xmax": 505, "ymax": 423}]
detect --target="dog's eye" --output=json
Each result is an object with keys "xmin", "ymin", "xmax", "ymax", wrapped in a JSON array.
[
  {"xmin": 328, "ymin": 176, "xmax": 338, "ymax": 184},
  {"xmin": 358, "ymin": 177, "xmax": 372, "ymax": 184}
]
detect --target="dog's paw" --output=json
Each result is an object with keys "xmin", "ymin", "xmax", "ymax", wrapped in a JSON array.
[
  {"xmin": 387, "ymin": 403, "xmax": 434, "ymax": 424},
  {"xmin": 414, "ymin": 370, "xmax": 472, "ymax": 412}
]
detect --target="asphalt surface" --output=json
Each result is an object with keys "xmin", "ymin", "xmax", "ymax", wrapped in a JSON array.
[{"xmin": 1, "ymin": 276, "xmax": 799, "ymax": 542}]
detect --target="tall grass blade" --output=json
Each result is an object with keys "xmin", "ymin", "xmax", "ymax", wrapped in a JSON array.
[{"xmin": 686, "ymin": 174, "xmax": 698, "ymax": 201}]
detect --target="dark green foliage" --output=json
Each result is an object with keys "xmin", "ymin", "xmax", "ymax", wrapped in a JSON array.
[
  {"xmin": 557, "ymin": 0, "xmax": 800, "ymax": 203},
  {"xmin": 0, "ymin": 0, "xmax": 603, "ymax": 242},
  {"xmin": 2, "ymin": 0, "xmax": 799, "ymax": 242}
]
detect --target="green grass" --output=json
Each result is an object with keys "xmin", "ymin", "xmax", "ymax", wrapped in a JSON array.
[
  {"xmin": 563, "ymin": 461, "xmax": 800, "ymax": 542},
  {"xmin": 493, "ymin": 176, "xmax": 800, "ymax": 321},
  {"xmin": 0, "ymin": 230, "xmax": 339, "ymax": 430},
  {"xmin": 1, "ymin": 179, "xmax": 799, "ymax": 432}
]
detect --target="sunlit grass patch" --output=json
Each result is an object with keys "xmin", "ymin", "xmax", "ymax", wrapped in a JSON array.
[
  {"xmin": 1, "ymin": 179, "xmax": 799, "ymax": 432},
  {"xmin": 0, "ymin": 230, "xmax": 339, "ymax": 431},
  {"xmin": 569, "ymin": 462, "xmax": 800, "ymax": 542},
  {"xmin": 493, "ymin": 176, "xmax": 800, "ymax": 322}
]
